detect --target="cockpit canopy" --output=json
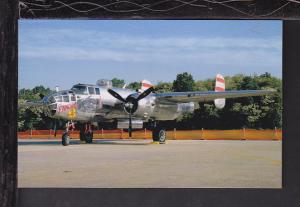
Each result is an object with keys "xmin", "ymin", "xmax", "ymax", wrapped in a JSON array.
[
  {"xmin": 71, "ymin": 84, "xmax": 100, "ymax": 95},
  {"xmin": 71, "ymin": 84, "xmax": 88, "ymax": 95},
  {"xmin": 47, "ymin": 90, "xmax": 76, "ymax": 103}
]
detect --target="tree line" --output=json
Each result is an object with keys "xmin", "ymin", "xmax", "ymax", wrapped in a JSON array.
[{"xmin": 18, "ymin": 72, "xmax": 282, "ymax": 131}]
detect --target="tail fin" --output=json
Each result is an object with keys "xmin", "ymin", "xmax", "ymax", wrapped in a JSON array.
[
  {"xmin": 140, "ymin": 80, "xmax": 153, "ymax": 91},
  {"xmin": 214, "ymin": 74, "xmax": 226, "ymax": 109}
]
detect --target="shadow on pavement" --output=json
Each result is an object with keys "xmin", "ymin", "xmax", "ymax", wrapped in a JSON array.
[{"xmin": 18, "ymin": 139, "xmax": 151, "ymax": 146}]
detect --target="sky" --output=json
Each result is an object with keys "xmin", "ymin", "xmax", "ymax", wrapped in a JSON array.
[{"xmin": 19, "ymin": 20, "xmax": 282, "ymax": 90}]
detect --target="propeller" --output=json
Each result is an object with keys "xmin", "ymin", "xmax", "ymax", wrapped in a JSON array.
[
  {"xmin": 107, "ymin": 87, "xmax": 154, "ymax": 137},
  {"xmin": 53, "ymin": 119, "xmax": 57, "ymax": 137}
]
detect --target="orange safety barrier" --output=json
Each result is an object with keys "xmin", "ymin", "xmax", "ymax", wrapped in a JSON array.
[
  {"xmin": 18, "ymin": 129, "xmax": 282, "ymax": 140},
  {"xmin": 203, "ymin": 129, "xmax": 244, "ymax": 140},
  {"xmin": 244, "ymin": 129, "xmax": 282, "ymax": 140}
]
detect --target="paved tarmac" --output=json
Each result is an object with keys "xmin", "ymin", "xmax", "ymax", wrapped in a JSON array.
[{"xmin": 18, "ymin": 139, "xmax": 281, "ymax": 188}]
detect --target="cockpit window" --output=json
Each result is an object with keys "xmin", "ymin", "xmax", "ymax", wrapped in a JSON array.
[
  {"xmin": 70, "ymin": 94, "xmax": 76, "ymax": 101},
  {"xmin": 55, "ymin": 96, "xmax": 62, "ymax": 102},
  {"xmin": 71, "ymin": 85, "xmax": 88, "ymax": 94},
  {"xmin": 88, "ymin": 87, "xmax": 95, "ymax": 94},
  {"xmin": 48, "ymin": 96, "xmax": 55, "ymax": 103},
  {"xmin": 95, "ymin": 88, "xmax": 100, "ymax": 95},
  {"xmin": 63, "ymin": 95, "xmax": 69, "ymax": 102}
]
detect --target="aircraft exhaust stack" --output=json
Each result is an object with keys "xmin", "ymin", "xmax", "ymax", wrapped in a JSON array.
[{"xmin": 214, "ymin": 74, "xmax": 226, "ymax": 109}]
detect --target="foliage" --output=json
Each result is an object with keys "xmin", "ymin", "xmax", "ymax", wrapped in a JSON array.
[
  {"xmin": 19, "ymin": 85, "xmax": 53, "ymax": 100},
  {"xmin": 18, "ymin": 86, "xmax": 55, "ymax": 131},
  {"xmin": 154, "ymin": 82, "xmax": 173, "ymax": 93},
  {"xmin": 127, "ymin": 81, "xmax": 141, "ymax": 90},
  {"xmin": 172, "ymin": 72, "xmax": 195, "ymax": 92},
  {"xmin": 111, "ymin": 78, "xmax": 125, "ymax": 88}
]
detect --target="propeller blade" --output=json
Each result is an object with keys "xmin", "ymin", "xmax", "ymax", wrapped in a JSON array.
[
  {"xmin": 54, "ymin": 119, "xmax": 57, "ymax": 137},
  {"xmin": 107, "ymin": 89, "xmax": 126, "ymax": 102},
  {"xmin": 128, "ymin": 110, "xmax": 132, "ymax": 138},
  {"xmin": 136, "ymin": 87, "xmax": 154, "ymax": 101}
]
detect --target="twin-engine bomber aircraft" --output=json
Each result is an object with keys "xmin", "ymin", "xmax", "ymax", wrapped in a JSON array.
[{"xmin": 21, "ymin": 74, "xmax": 276, "ymax": 146}]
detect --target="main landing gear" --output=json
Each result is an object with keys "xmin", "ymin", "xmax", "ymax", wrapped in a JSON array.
[
  {"xmin": 79, "ymin": 122, "xmax": 93, "ymax": 144},
  {"xmin": 62, "ymin": 121, "xmax": 94, "ymax": 146},
  {"xmin": 150, "ymin": 121, "xmax": 166, "ymax": 144}
]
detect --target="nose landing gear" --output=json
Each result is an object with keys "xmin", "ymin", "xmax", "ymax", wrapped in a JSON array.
[
  {"xmin": 62, "ymin": 121, "xmax": 75, "ymax": 146},
  {"xmin": 62, "ymin": 121, "xmax": 94, "ymax": 146}
]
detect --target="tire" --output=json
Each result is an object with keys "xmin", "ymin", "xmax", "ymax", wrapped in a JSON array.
[
  {"xmin": 62, "ymin": 132, "xmax": 70, "ymax": 146},
  {"xmin": 85, "ymin": 132, "xmax": 93, "ymax": 144},
  {"xmin": 158, "ymin": 129, "xmax": 166, "ymax": 144},
  {"xmin": 152, "ymin": 128, "xmax": 166, "ymax": 144}
]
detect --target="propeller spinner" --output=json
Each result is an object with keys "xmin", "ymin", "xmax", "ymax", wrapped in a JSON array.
[{"xmin": 107, "ymin": 87, "xmax": 154, "ymax": 137}]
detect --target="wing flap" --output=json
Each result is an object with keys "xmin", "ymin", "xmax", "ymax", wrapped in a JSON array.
[{"xmin": 155, "ymin": 90, "xmax": 276, "ymax": 103}]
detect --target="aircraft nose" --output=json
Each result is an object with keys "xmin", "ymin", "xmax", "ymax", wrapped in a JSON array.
[{"xmin": 43, "ymin": 95, "xmax": 57, "ymax": 116}]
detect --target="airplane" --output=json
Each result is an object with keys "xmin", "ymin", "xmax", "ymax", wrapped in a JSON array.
[{"xmin": 20, "ymin": 74, "xmax": 276, "ymax": 146}]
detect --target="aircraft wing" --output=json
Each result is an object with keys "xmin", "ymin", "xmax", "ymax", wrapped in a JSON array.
[
  {"xmin": 154, "ymin": 90, "xmax": 276, "ymax": 103},
  {"xmin": 18, "ymin": 100, "xmax": 46, "ymax": 108}
]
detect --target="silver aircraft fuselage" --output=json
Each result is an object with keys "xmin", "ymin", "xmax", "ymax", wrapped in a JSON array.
[{"xmin": 45, "ymin": 84, "xmax": 194, "ymax": 123}]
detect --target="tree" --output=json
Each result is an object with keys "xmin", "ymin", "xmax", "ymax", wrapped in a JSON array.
[
  {"xmin": 154, "ymin": 82, "xmax": 173, "ymax": 93},
  {"xmin": 111, "ymin": 78, "xmax": 125, "ymax": 88},
  {"xmin": 172, "ymin": 72, "xmax": 195, "ymax": 92},
  {"xmin": 19, "ymin": 85, "xmax": 53, "ymax": 100},
  {"xmin": 239, "ymin": 76, "xmax": 259, "ymax": 90},
  {"xmin": 127, "ymin": 82, "xmax": 140, "ymax": 90},
  {"xmin": 18, "ymin": 86, "xmax": 54, "ymax": 131}
]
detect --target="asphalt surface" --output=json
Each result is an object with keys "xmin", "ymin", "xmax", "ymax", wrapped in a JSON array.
[{"xmin": 18, "ymin": 139, "xmax": 282, "ymax": 188}]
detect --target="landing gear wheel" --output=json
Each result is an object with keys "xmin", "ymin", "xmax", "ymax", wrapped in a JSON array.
[
  {"xmin": 152, "ymin": 128, "xmax": 166, "ymax": 144},
  {"xmin": 85, "ymin": 132, "xmax": 93, "ymax": 144},
  {"xmin": 158, "ymin": 129, "xmax": 166, "ymax": 144},
  {"xmin": 62, "ymin": 132, "xmax": 70, "ymax": 146}
]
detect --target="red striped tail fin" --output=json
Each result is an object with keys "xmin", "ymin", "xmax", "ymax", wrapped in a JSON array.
[
  {"xmin": 215, "ymin": 74, "xmax": 225, "ymax": 92},
  {"xmin": 140, "ymin": 80, "xmax": 153, "ymax": 91},
  {"xmin": 214, "ymin": 74, "xmax": 226, "ymax": 109}
]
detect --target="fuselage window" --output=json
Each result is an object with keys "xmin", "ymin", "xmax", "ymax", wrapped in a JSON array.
[
  {"xmin": 55, "ymin": 96, "xmax": 62, "ymax": 102},
  {"xmin": 88, "ymin": 87, "xmax": 95, "ymax": 95},
  {"xmin": 63, "ymin": 95, "xmax": 69, "ymax": 102},
  {"xmin": 95, "ymin": 88, "xmax": 100, "ymax": 95},
  {"xmin": 70, "ymin": 94, "xmax": 76, "ymax": 101}
]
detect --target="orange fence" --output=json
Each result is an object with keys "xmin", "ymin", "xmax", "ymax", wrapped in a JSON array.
[{"xmin": 18, "ymin": 129, "xmax": 282, "ymax": 140}]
